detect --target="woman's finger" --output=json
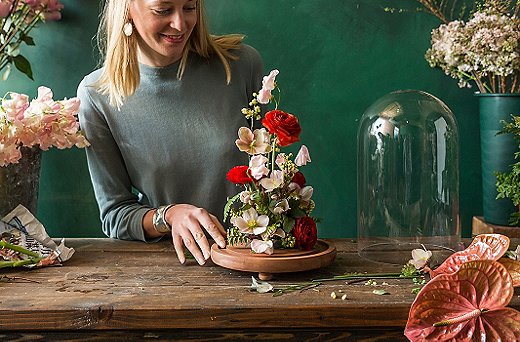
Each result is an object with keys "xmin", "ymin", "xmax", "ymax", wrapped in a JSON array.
[
  {"xmin": 197, "ymin": 212, "xmax": 226, "ymax": 248},
  {"xmin": 172, "ymin": 234, "xmax": 186, "ymax": 264},
  {"xmin": 209, "ymin": 213, "xmax": 227, "ymax": 237},
  {"xmin": 190, "ymin": 227, "xmax": 211, "ymax": 261}
]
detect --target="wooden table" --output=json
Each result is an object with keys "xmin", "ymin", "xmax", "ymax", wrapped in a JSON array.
[{"xmin": 1, "ymin": 239, "xmax": 518, "ymax": 341}]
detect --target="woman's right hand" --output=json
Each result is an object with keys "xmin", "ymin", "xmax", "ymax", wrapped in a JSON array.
[{"xmin": 164, "ymin": 204, "xmax": 227, "ymax": 265}]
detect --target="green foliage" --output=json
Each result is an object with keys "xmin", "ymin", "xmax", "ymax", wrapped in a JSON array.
[
  {"xmin": 226, "ymin": 226, "xmax": 248, "ymax": 246},
  {"xmin": 223, "ymin": 193, "xmax": 240, "ymax": 223},
  {"xmin": 495, "ymin": 115, "xmax": 520, "ymax": 225}
]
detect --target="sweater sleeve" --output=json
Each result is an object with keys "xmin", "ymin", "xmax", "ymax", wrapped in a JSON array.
[{"xmin": 77, "ymin": 78, "xmax": 153, "ymax": 242}]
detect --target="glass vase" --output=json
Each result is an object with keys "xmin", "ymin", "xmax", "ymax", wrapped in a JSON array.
[
  {"xmin": 0, "ymin": 146, "xmax": 42, "ymax": 218},
  {"xmin": 357, "ymin": 90, "xmax": 461, "ymax": 264}
]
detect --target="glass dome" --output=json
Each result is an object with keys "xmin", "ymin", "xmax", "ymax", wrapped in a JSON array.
[{"xmin": 357, "ymin": 90, "xmax": 461, "ymax": 264}]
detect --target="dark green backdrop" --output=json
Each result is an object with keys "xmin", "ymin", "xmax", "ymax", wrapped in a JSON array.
[{"xmin": 0, "ymin": 0, "xmax": 482, "ymax": 238}]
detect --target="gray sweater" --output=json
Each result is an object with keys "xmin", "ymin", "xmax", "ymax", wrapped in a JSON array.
[{"xmin": 77, "ymin": 45, "xmax": 264, "ymax": 241}]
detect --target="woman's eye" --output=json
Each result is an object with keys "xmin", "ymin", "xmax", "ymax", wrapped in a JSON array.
[
  {"xmin": 153, "ymin": 9, "xmax": 171, "ymax": 15},
  {"xmin": 184, "ymin": 5, "xmax": 196, "ymax": 12}
]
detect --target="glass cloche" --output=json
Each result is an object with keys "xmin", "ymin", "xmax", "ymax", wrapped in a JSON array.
[{"xmin": 357, "ymin": 90, "xmax": 461, "ymax": 264}]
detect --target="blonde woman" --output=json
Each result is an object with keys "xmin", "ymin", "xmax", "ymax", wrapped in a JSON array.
[{"xmin": 77, "ymin": 0, "xmax": 264, "ymax": 265}]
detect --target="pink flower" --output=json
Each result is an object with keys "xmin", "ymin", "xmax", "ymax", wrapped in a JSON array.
[
  {"xmin": 0, "ymin": 1, "xmax": 13, "ymax": 17},
  {"xmin": 295, "ymin": 145, "xmax": 311, "ymax": 166},
  {"xmin": 235, "ymin": 127, "xmax": 271, "ymax": 155},
  {"xmin": 259, "ymin": 170, "xmax": 284, "ymax": 192},
  {"xmin": 257, "ymin": 69, "xmax": 279, "ymax": 104},
  {"xmin": 248, "ymin": 155, "xmax": 269, "ymax": 180},
  {"xmin": 0, "ymin": 86, "xmax": 89, "ymax": 166},
  {"xmin": 2, "ymin": 92, "xmax": 29, "ymax": 121},
  {"xmin": 251, "ymin": 239, "xmax": 274, "ymax": 255}
]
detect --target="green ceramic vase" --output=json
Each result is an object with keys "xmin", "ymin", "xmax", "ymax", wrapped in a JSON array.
[{"xmin": 477, "ymin": 93, "xmax": 520, "ymax": 226}]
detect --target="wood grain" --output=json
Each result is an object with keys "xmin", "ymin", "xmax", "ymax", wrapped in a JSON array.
[{"xmin": 1, "ymin": 238, "xmax": 518, "ymax": 338}]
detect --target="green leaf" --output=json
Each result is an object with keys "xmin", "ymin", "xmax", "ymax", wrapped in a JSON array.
[
  {"xmin": 13, "ymin": 55, "xmax": 33, "ymax": 80},
  {"xmin": 223, "ymin": 193, "xmax": 240, "ymax": 222},
  {"xmin": 21, "ymin": 34, "xmax": 35, "ymax": 46}
]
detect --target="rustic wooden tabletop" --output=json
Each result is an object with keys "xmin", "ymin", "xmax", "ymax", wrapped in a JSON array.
[{"xmin": 0, "ymin": 238, "xmax": 518, "ymax": 341}]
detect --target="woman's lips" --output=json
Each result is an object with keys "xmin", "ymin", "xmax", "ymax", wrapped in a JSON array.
[{"xmin": 161, "ymin": 33, "xmax": 184, "ymax": 44}]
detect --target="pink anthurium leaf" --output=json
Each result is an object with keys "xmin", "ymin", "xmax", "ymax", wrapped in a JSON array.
[
  {"xmin": 405, "ymin": 260, "xmax": 520, "ymax": 342},
  {"xmin": 499, "ymin": 258, "xmax": 520, "ymax": 287},
  {"xmin": 429, "ymin": 234, "xmax": 510, "ymax": 278}
]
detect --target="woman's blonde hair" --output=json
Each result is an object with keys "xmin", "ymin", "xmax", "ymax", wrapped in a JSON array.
[{"xmin": 95, "ymin": 0, "xmax": 244, "ymax": 108}]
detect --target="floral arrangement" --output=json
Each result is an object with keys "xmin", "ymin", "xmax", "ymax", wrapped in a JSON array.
[
  {"xmin": 424, "ymin": 0, "xmax": 520, "ymax": 93},
  {"xmin": 224, "ymin": 69, "xmax": 317, "ymax": 255},
  {"xmin": 0, "ymin": 0, "xmax": 64, "ymax": 80},
  {"xmin": 0, "ymin": 86, "xmax": 89, "ymax": 166}
]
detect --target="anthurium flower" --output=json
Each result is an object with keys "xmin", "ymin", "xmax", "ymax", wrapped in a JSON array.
[
  {"xmin": 295, "ymin": 145, "xmax": 311, "ymax": 166},
  {"xmin": 257, "ymin": 69, "xmax": 279, "ymax": 104},
  {"xmin": 259, "ymin": 170, "xmax": 284, "ymax": 192},
  {"xmin": 429, "ymin": 233, "xmax": 510, "ymax": 279},
  {"xmin": 409, "ymin": 247, "xmax": 433, "ymax": 270},
  {"xmin": 235, "ymin": 127, "xmax": 271, "ymax": 155},
  {"xmin": 499, "ymin": 258, "xmax": 520, "ymax": 287},
  {"xmin": 405, "ymin": 260, "xmax": 520, "ymax": 341},
  {"xmin": 249, "ymin": 155, "xmax": 269, "ymax": 180},
  {"xmin": 231, "ymin": 208, "xmax": 269, "ymax": 235},
  {"xmin": 251, "ymin": 239, "xmax": 274, "ymax": 255}
]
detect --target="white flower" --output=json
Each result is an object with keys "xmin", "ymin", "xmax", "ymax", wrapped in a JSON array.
[
  {"xmin": 295, "ymin": 145, "xmax": 311, "ymax": 166},
  {"xmin": 515, "ymin": 245, "xmax": 520, "ymax": 261},
  {"xmin": 271, "ymin": 199, "xmax": 290, "ymax": 215},
  {"xmin": 249, "ymin": 155, "xmax": 269, "ymax": 180},
  {"xmin": 239, "ymin": 190, "xmax": 251, "ymax": 204},
  {"xmin": 300, "ymin": 186, "xmax": 313, "ymax": 203},
  {"xmin": 259, "ymin": 170, "xmax": 284, "ymax": 192},
  {"xmin": 251, "ymin": 276, "xmax": 273, "ymax": 293},
  {"xmin": 231, "ymin": 208, "xmax": 269, "ymax": 235},
  {"xmin": 409, "ymin": 247, "xmax": 432, "ymax": 269},
  {"xmin": 251, "ymin": 239, "xmax": 274, "ymax": 255},
  {"xmin": 235, "ymin": 127, "xmax": 271, "ymax": 155}
]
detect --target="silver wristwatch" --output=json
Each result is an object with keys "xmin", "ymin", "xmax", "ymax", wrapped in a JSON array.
[{"xmin": 152, "ymin": 204, "xmax": 174, "ymax": 234}]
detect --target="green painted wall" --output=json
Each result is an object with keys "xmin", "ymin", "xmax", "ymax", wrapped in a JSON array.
[{"xmin": 0, "ymin": 0, "xmax": 482, "ymax": 239}]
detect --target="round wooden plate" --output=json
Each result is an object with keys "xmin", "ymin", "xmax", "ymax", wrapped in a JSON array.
[{"xmin": 210, "ymin": 239, "xmax": 337, "ymax": 280}]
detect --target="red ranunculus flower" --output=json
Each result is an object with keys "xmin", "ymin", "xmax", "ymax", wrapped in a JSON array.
[
  {"xmin": 291, "ymin": 171, "xmax": 306, "ymax": 187},
  {"xmin": 226, "ymin": 165, "xmax": 253, "ymax": 184},
  {"xmin": 292, "ymin": 216, "xmax": 317, "ymax": 251},
  {"xmin": 262, "ymin": 109, "xmax": 301, "ymax": 147}
]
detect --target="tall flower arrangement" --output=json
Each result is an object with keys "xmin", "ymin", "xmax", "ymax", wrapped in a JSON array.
[
  {"xmin": 0, "ymin": 0, "xmax": 64, "ymax": 80},
  {"xmin": 224, "ymin": 70, "xmax": 318, "ymax": 255},
  {"xmin": 423, "ymin": 0, "xmax": 520, "ymax": 93},
  {"xmin": 0, "ymin": 86, "xmax": 89, "ymax": 166}
]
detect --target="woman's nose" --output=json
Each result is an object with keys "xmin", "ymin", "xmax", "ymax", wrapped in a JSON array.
[{"xmin": 169, "ymin": 11, "xmax": 185, "ymax": 31}]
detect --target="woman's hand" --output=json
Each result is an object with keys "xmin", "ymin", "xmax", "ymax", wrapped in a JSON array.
[{"xmin": 164, "ymin": 204, "xmax": 227, "ymax": 265}]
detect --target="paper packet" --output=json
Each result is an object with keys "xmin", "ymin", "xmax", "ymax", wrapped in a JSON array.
[{"xmin": 0, "ymin": 204, "xmax": 74, "ymax": 266}]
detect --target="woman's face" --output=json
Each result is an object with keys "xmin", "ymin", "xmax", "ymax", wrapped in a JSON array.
[{"xmin": 129, "ymin": 0, "xmax": 198, "ymax": 67}]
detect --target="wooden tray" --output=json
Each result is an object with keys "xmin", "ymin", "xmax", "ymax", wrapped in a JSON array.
[{"xmin": 210, "ymin": 239, "xmax": 337, "ymax": 280}]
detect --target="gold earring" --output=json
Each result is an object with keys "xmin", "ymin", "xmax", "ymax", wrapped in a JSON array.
[{"xmin": 123, "ymin": 22, "xmax": 133, "ymax": 37}]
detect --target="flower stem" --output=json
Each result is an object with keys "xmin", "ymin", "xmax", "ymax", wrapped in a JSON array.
[
  {"xmin": 0, "ymin": 240, "xmax": 40, "ymax": 258},
  {"xmin": 0, "ymin": 257, "xmax": 43, "ymax": 268},
  {"xmin": 313, "ymin": 272, "xmax": 418, "ymax": 282}
]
